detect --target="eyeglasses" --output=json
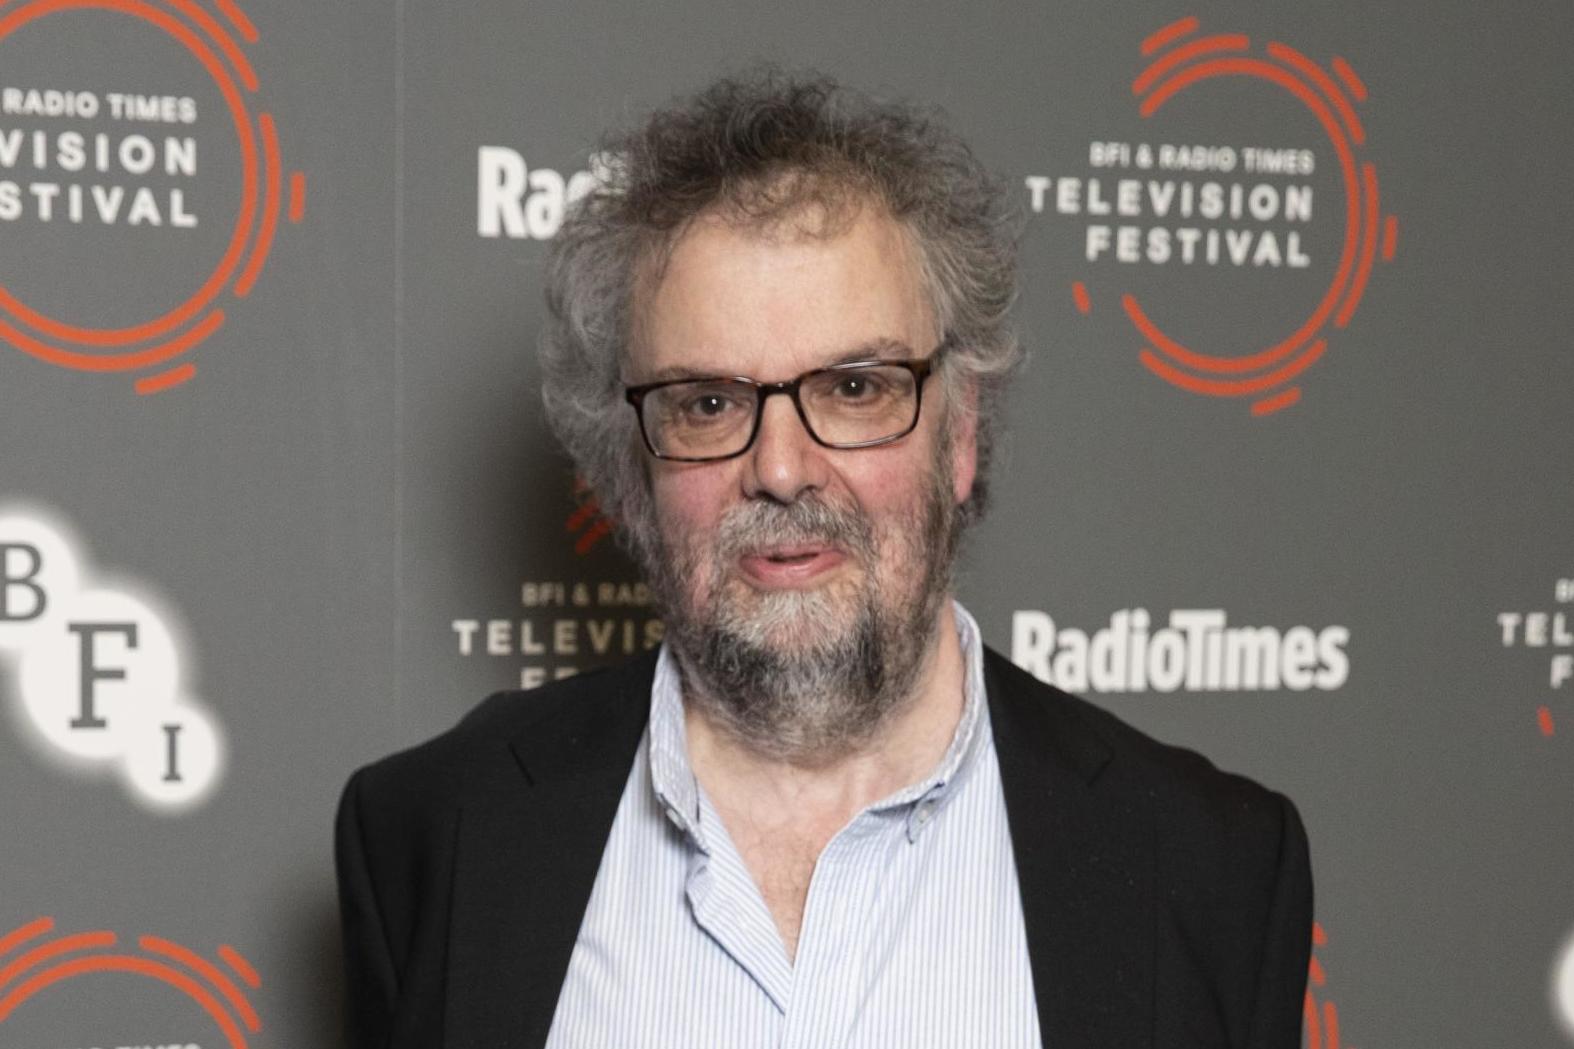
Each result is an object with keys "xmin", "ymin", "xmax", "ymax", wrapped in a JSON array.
[{"xmin": 624, "ymin": 340, "xmax": 947, "ymax": 462}]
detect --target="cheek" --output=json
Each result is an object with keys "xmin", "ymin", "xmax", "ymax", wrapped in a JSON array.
[
  {"xmin": 651, "ymin": 466, "xmax": 730, "ymax": 547},
  {"xmin": 841, "ymin": 433, "xmax": 942, "ymax": 516},
  {"xmin": 845, "ymin": 469, "xmax": 933, "ymax": 572}
]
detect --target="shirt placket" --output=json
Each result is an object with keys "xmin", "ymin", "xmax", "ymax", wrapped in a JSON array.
[
  {"xmin": 685, "ymin": 786, "xmax": 796, "ymax": 1013},
  {"xmin": 779, "ymin": 809, "xmax": 911, "ymax": 1049}
]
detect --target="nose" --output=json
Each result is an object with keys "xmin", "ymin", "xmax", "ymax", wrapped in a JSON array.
[{"xmin": 742, "ymin": 390, "xmax": 830, "ymax": 503}]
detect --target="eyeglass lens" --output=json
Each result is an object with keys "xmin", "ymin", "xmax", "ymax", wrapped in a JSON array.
[{"xmin": 642, "ymin": 364, "xmax": 920, "ymax": 459}]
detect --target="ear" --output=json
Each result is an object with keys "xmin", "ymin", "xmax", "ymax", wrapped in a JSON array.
[{"xmin": 948, "ymin": 378, "xmax": 979, "ymax": 508}]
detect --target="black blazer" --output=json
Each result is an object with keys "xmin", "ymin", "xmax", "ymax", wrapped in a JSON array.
[{"xmin": 336, "ymin": 646, "xmax": 1312, "ymax": 1049}]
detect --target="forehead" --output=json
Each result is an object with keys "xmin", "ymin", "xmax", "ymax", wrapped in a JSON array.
[{"xmin": 630, "ymin": 203, "xmax": 936, "ymax": 381}]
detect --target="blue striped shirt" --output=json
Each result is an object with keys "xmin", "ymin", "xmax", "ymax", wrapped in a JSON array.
[{"xmin": 544, "ymin": 603, "xmax": 1042, "ymax": 1048}]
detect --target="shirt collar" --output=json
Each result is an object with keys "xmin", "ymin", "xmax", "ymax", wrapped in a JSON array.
[
  {"xmin": 647, "ymin": 600, "xmax": 990, "ymax": 847},
  {"xmin": 648, "ymin": 647, "xmax": 707, "ymax": 847}
]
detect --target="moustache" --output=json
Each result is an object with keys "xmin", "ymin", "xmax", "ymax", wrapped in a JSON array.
[{"xmin": 713, "ymin": 497, "xmax": 876, "ymax": 563}]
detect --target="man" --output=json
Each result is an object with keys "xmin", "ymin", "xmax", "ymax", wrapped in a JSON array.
[{"xmin": 337, "ymin": 73, "xmax": 1312, "ymax": 1048}]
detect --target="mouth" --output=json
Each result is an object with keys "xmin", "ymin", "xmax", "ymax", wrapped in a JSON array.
[
  {"xmin": 736, "ymin": 543, "xmax": 848, "ymax": 588},
  {"xmin": 759, "ymin": 543, "xmax": 826, "ymax": 562}
]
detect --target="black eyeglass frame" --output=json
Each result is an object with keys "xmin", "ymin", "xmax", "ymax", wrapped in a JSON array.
[{"xmin": 623, "ymin": 339, "xmax": 949, "ymax": 463}]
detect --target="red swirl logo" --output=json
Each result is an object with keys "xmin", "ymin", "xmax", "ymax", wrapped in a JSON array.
[
  {"xmin": 0, "ymin": 0, "xmax": 303, "ymax": 394},
  {"xmin": 566, "ymin": 478, "xmax": 614, "ymax": 557},
  {"xmin": 0, "ymin": 916, "xmax": 265, "ymax": 1047},
  {"xmin": 1068, "ymin": 16, "xmax": 1398, "ymax": 416},
  {"xmin": 1305, "ymin": 922, "xmax": 1360, "ymax": 1049}
]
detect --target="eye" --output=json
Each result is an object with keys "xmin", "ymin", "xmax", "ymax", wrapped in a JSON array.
[
  {"xmin": 831, "ymin": 373, "xmax": 887, "ymax": 400},
  {"xmin": 673, "ymin": 386, "xmax": 750, "ymax": 422},
  {"xmin": 688, "ymin": 394, "xmax": 731, "ymax": 416}
]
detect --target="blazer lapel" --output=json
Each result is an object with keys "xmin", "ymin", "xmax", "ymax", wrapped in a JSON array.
[
  {"xmin": 985, "ymin": 649, "xmax": 1155, "ymax": 1049},
  {"xmin": 445, "ymin": 653, "xmax": 656, "ymax": 1049}
]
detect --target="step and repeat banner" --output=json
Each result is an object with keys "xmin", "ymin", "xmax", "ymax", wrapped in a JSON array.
[{"xmin": 2, "ymin": 1, "xmax": 1571, "ymax": 1046}]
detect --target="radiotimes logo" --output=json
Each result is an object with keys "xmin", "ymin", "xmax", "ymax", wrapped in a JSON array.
[
  {"xmin": 1026, "ymin": 17, "xmax": 1398, "ymax": 415},
  {"xmin": 0, "ymin": 0, "xmax": 304, "ymax": 395},
  {"xmin": 0, "ymin": 917, "xmax": 265, "ymax": 1048},
  {"xmin": 1011, "ymin": 607, "xmax": 1349, "ymax": 693},
  {"xmin": 477, "ymin": 147, "xmax": 611, "ymax": 239},
  {"xmin": 1497, "ymin": 575, "xmax": 1573, "ymax": 737},
  {"xmin": 0, "ymin": 506, "xmax": 223, "ymax": 810}
]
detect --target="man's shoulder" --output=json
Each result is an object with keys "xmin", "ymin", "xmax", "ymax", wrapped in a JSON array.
[
  {"xmin": 982, "ymin": 646, "xmax": 1300, "ymax": 845},
  {"xmin": 345, "ymin": 649, "xmax": 659, "ymax": 813}
]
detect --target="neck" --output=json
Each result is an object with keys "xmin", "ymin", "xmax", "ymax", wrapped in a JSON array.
[{"xmin": 683, "ymin": 600, "xmax": 967, "ymax": 829}]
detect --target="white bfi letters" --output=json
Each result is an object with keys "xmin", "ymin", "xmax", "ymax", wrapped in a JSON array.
[
  {"xmin": 0, "ymin": 508, "xmax": 222, "ymax": 810},
  {"xmin": 1557, "ymin": 928, "xmax": 1574, "ymax": 1039}
]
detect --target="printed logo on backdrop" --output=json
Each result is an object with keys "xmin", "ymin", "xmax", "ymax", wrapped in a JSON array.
[
  {"xmin": 477, "ymin": 148, "xmax": 612, "ymax": 239},
  {"xmin": 0, "ymin": 917, "xmax": 264, "ymax": 1048},
  {"xmin": 1025, "ymin": 16, "xmax": 1399, "ymax": 415},
  {"xmin": 1011, "ymin": 608, "xmax": 1349, "ymax": 693},
  {"xmin": 1497, "ymin": 575, "xmax": 1574, "ymax": 737},
  {"xmin": 1555, "ymin": 925, "xmax": 1574, "ymax": 1043},
  {"xmin": 1305, "ymin": 923, "xmax": 1360, "ymax": 1049},
  {"xmin": 0, "ymin": 0, "xmax": 304, "ymax": 395},
  {"xmin": 451, "ymin": 482, "xmax": 663, "ymax": 689},
  {"xmin": 0, "ymin": 506, "xmax": 222, "ymax": 810}
]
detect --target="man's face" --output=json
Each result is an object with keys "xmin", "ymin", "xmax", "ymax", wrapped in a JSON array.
[{"xmin": 629, "ymin": 202, "xmax": 977, "ymax": 759}]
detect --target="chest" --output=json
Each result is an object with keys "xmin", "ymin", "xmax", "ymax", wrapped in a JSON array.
[
  {"xmin": 725, "ymin": 814, "xmax": 834, "ymax": 958},
  {"xmin": 543, "ymin": 744, "xmax": 1045, "ymax": 1049}
]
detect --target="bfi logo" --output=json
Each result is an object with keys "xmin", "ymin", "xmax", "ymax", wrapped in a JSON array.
[{"xmin": 0, "ymin": 508, "xmax": 222, "ymax": 811}]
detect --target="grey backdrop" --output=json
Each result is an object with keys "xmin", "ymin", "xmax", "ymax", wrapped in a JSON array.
[{"xmin": 1, "ymin": 1, "xmax": 1571, "ymax": 1046}]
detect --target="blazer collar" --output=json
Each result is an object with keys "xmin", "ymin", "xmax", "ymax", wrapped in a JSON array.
[
  {"xmin": 985, "ymin": 647, "xmax": 1156, "ymax": 1049},
  {"xmin": 445, "ymin": 650, "xmax": 657, "ymax": 1049}
]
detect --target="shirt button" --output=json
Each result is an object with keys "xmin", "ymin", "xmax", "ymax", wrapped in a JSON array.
[{"xmin": 917, "ymin": 802, "xmax": 935, "ymax": 824}]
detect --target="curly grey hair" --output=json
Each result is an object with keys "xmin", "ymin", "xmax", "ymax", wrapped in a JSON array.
[{"xmin": 540, "ymin": 72, "xmax": 1021, "ymax": 562}]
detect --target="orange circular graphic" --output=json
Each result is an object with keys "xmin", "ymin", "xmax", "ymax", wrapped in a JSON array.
[
  {"xmin": 0, "ymin": 0, "xmax": 305, "ymax": 394},
  {"xmin": 0, "ymin": 916, "xmax": 264, "ymax": 1048},
  {"xmin": 1077, "ymin": 16, "xmax": 1399, "ymax": 416},
  {"xmin": 1304, "ymin": 921, "xmax": 1360, "ymax": 1049}
]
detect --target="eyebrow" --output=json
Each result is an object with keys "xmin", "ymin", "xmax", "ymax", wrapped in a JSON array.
[{"xmin": 634, "ymin": 338, "xmax": 918, "ymax": 384}]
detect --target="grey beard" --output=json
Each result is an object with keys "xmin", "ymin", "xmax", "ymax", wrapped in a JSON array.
[{"xmin": 644, "ymin": 462, "xmax": 960, "ymax": 765}]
